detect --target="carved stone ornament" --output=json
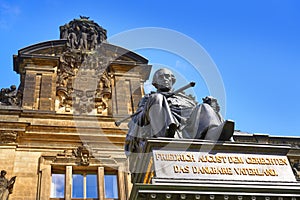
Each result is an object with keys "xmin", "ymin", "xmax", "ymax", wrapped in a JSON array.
[
  {"xmin": 59, "ymin": 16, "xmax": 107, "ymax": 51},
  {"xmin": 73, "ymin": 146, "xmax": 90, "ymax": 166},
  {"xmin": 0, "ymin": 131, "xmax": 17, "ymax": 144},
  {"xmin": 55, "ymin": 17, "xmax": 117, "ymax": 115},
  {"xmin": 56, "ymin": 45, "xmax": 116, "ymax": 115}
]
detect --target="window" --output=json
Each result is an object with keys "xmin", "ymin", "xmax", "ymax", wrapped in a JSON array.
[
  {"xmin": 72, "ymin": 174, "xmax": 83, "ymax": 198},
  {"xmin": 72, "ymin": 173, "xmax": 98, "ymax": 198},
  {"xmin": 51, "ymin": 174, "xmax": 65, "ymax": 198},
  {"xmin": 49, "ymin": 166, "xmax": 121, "ymax": 200},
  {"xmin": 87, "ymin": 174, "xmax": 98, "ymax": 198},
  {"xmin": 104, "ymin": 174, "xmax": 118, "ymax": 199}
]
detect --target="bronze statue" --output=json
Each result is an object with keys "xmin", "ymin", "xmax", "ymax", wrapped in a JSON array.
[
  {"xmin": 0, "ymin": 170, "xmax": 16, "ymax": 200},
  {"xmin": 124, "ymin": 68, "xmax": 234, "ymax": 155}
]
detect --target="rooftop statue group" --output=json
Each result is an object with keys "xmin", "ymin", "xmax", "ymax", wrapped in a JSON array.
[
  {"xmin": 124, "ymin": 68, "xmax": 235, "ymax": 155},
  {"xmin": 60, "ymin": 16, "xmax": 107, "ymax": 51}
]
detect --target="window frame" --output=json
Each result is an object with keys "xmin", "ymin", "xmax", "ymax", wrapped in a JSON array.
[{"xmin": 49, "ymin": 166, "xmax": 122, "ymax": 200}]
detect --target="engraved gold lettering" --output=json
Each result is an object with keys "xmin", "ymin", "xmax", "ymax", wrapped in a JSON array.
[
  {"xmin": 264, "ymin": 169, "xmax": 278, "ymax": 176},
  {"xmin": 234, "ymin": 168, "xmax": 277, "ymax": 176},
  {"xmin": 156, "ymin": 153, "xmax": 196, "ymax": 162},
  {"xmin": 192, "ymin": 166, "xmax": 232, "ymax": 175},
  {"xmin": 228, "ymin": 156, "xmax": 244, "ymax": 164},
  {"xmin": 278, "ymin": 158, "xmax": 288, "ymax": 165},
  {"xmin": 198, "ymin": 155, "xmax": 227, "ymax": 163},
  {"xmin": 173, "ymin": 165, "xmax": 190, "ymax": 173},
  {"xmin": 246, "ymin": 157, "xmax": 288, "ymax": 166}
]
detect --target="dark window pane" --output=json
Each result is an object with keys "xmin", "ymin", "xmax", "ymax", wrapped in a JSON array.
[
  {"xmin": 72, "ymin": 174, "xmax": 83, "ymax": 198},
  {"xmin": 86, "ymin": 174, "xmax": 98, "ymax": 198},
  {"xmin": 104, "ymin": 175, "xmax": 118, "ymax": 199},
  {"xmin": 51, "ymin": 174, "xmax": 65, "ymax": 198}
]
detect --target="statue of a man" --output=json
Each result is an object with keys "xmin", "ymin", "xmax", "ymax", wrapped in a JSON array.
[
  {"xmin": 125, "ymin": 68, "xmax": 234, "ymax": 155},
  {"xmin": 0, "ymin": 170, "xmax": 16, "ymax": 200}
]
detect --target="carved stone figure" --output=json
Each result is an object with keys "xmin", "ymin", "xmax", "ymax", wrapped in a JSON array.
[
  {"xmin": 0, "ymin": 85, "xmax": 20, "ymax": 106},
  {"xmin": 60, "ymin": 24, "xmax": 69, "ymax": 39},
  {"xmin": 293, "ymin": 162, "xmax": 300, "ymax": 181},
  {"xmin": 90, "ymin": 30, "xmax": 98, "ymax": 50},
  {"xmin": 0, "ymin": 170, "xmax": 16, "ymax": 200},
  {"xmin": 78, "ymin": 26, "xmax": 88, "ymax": 50},
  {"xmin": 125, "ymin": 68, "xmax": 235, "ymax": 155},
  {"xmin": 67, "ymin": 28, "xmax": 78, "ymax": 49}
]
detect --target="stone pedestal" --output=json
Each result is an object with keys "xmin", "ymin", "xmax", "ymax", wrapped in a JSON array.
[{"xmin": 129, "ymin": 138, "xmax": 300, "ymax": 200}]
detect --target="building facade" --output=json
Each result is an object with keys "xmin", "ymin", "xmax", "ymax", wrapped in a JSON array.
[{"xmin": 0, "ymin": 17, "xmax": 151, "ymax": 200}]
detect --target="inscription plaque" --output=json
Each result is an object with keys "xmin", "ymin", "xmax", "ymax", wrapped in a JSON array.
[{"xmin": 153, "ymin": 150, "xmax": 296, "ymax": 182}]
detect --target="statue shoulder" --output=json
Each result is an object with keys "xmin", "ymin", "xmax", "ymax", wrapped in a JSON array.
[
  {"xmin": 137, "ymin": 93, "xmax": 152, "ymax": 107},
  {"xmin": 176, "ymin": 92, "xmax": 198, "ymax": 106}
]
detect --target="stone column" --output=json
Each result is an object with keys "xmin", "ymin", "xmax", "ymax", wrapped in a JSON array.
[
  {"xmin": 98, "ymin": 167, "xmax": 105, "ymax": 200},
  {"xmin": 126, "ymin": 172, "xmax": 133, "ymax": 199},
  {"xmin": 39, "ymin": 163, "xmax": 51, "ymax": 199},
  {"xmin": 65, "ymin": 166, "xmax": 72, "ymax": 200},
  {"xmin": 118, "ymin": 165, "xmax": 126, "ymax": 200}
]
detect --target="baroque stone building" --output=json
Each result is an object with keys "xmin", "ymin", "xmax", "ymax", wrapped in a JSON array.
[
  {"xmin": 0, "ymin": 17, "xmax": 151, "ymax": 200},
  {"xmin": 0, "ymin": 17, "xmax": 300, "ymax": 200}
]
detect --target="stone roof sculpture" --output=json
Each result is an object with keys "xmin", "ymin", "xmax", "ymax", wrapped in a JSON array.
[{"xmin": 59, "ymin": 17, "xmax": 107, "ymax": 51}]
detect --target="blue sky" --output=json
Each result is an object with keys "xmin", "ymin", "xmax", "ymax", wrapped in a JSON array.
[{"xmin": 0, "ymin": 0, "xmax": 299, "ymax": 137}]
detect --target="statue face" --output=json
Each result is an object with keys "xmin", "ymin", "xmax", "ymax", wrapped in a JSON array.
[{"xmin": 154, "ymin": 69, "xmax": 174, "ymax": 91}]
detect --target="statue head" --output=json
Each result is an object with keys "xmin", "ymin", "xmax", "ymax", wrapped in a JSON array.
[
  {"xmin": 152, "ymin": 68, "xmax": 176, "ymax": 92},
  {"xmin": 10, "ymin": 85, "xmax": 16, "ymax": 90},
  {"xmin": 1, "ymin": 170, "xmax": 7, "ymax": 177}
]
